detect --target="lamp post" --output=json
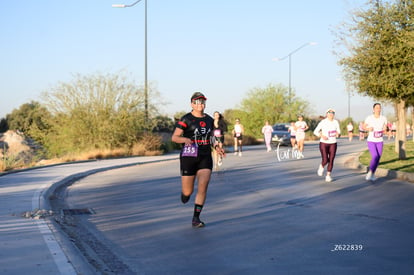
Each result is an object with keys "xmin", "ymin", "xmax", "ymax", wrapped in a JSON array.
[
  {"xmin": 113, "ymin": 0, "xmax": 148, "ymax": 126},
  {"xmin": 272, "ymin": 42, "xmax": 316, "ymax": 102}
]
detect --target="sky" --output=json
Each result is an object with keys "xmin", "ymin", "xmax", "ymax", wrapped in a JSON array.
[{"xmin": 0, "ymin": 0, "xmax": 395, "ymax": 123}]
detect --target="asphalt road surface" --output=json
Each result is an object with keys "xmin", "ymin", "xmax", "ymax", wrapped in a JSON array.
[{"xmin": 58, "ymin": 139, "xmax": 414, "ymax": 275}]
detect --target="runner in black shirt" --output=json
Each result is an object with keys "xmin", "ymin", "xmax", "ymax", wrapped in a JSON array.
[
  {"xmin": 212, "ymin": 111, "xmax": 227, "ymax": 170},
  {"xmin": 172, "ymin": 92, "xmax": 224, "ymax": 228}
]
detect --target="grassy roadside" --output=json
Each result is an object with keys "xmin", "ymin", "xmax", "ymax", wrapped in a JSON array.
[{"xmin": 359, "ymin": 140, "xmax": 414, "ymax": 173}]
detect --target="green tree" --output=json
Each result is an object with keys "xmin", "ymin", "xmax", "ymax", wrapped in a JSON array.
[
  {"xmin": 38, "ymin": 72, "xmax": 159, "ymax": 157},
  {"xmin": 230, "ymin": 84, "xmax": 310, "ymax": 138},
  {"xmin": 6, "ymin": 101, "xmax": 51, "ymax": 136},
  {"xmin": 0, "ymin": 118, "xmax": 8, "ymax": 133},
  {"xmin": 337, "ymin": 0, "xmax": 414, "ymax": 159},
  {"xmin": 152, "ymin": 115, "xmax": 175, "ymax": 132}
]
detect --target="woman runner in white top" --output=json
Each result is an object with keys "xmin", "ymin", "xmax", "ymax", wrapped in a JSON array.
[
  {"xmin": 232, "ymin": 118, "xmax": 244, "ymax": 156},
  {"xmin": 347, "ymin": 122, "xmax": 354, "ymax": 142},
  {"xmin": 295, "ymin": 115, "xmax": 309, "ymax": 158},
  {"xmin": 288, "ymin": 121, "xmax": 297, "ymax": 148},
  {"xmin": 363, "ymin": 103, "xmax": 387, "ymax": 181},
  {"xmin": 313, "ymin": 108, "xmax": 341, "ymax": 182}
]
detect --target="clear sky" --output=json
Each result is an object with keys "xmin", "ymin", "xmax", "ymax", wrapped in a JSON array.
[{"xmin": 0, "ymin": 0, "xmax": 394, "ymax": 123}]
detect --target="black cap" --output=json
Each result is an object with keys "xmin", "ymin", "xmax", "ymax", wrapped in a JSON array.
[{"xmin": 191, "ymin": 92, "xmax": 207, "ymax": 101}]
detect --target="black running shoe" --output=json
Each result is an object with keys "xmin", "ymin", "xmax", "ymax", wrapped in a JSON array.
[
  {"xmin": 192, "ymin": 217, "xmax": 205, "ymax": 228},
  {"xmin": 181, "ymin": 193, "xmax": 190, "ymax": 204}
]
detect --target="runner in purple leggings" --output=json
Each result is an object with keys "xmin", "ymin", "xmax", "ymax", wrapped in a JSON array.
[{"xmin": 363, "ymin": 103, "xmax": 388, "ymax": 181}]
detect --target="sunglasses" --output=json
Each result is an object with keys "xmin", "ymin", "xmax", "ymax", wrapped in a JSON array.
[
  {"xmin": 192, "ymin": 99, "xmax": 206, "ymax": 105},
  {"xmin": 327, "ymin": 111, "xmax": 335, "ymax": 114}
]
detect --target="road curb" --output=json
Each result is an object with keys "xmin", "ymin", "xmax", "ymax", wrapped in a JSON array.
[
  {"xmin": 343, "ymin": 152, "xmax": 414, "ymax": 183},
  {"xmin": 42, "ymin": 155, "xmax": 179, "ymax": 275}
]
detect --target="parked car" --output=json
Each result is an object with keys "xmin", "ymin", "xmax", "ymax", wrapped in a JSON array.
[{"xmin": 271, "ymin": 123, "xmax": 291, "ymax": 146}]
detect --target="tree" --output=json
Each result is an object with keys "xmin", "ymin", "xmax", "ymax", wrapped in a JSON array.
[
  {"xmin": 6, "ymin": 101, "xmax": 51, "ymax": 136},
  {"xmin": 228, "ymin": 84, "xmax": 311, "ymax": 138},
  {"xmin": 337, "ymin": 0, "xmax": 414, "ymax": 159},
  {"xmin": 152, "ymin": 115, "xmax": 175, "ymax": 132},
  {"xmin": 0, "ymin": 118, "xmax": 8, "ymax": 133},
  {"xmin": 38, "ymin": 72, "xmax": 160, "ymax": 157}
]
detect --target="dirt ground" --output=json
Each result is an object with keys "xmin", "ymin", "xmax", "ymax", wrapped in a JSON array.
[{"xmin": 0, "ymin": 130, "xmax": 36, "ymax": 171}]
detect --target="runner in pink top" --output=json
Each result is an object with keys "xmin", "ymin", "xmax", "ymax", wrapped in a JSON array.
[{"xmin": 261, "ymin": 120, "xmax": 273, "ymax": 152}]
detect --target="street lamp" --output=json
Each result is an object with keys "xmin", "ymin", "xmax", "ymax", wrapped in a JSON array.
[
  {"xmin": 112, "ymin": 0, "xmax": 148, "ymax": 126},
  {"xmin": 272, "ymin": 42, "xmax": 317, "ymax": 102}
]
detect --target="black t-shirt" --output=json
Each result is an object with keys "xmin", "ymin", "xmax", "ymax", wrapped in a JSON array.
[
  {"xmin": 175, "ymin": 112, "xmax": 214, "ymax": 154},
  {"xmin": 213, "ymin": 119, "xmax": 227, "ymax": 136}
]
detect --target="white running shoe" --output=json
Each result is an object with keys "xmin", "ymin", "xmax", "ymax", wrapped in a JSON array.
[
  {"xmin": 365, "ymin": 171, "xmax": 372, "ymax": 181},
  {"xmin": 238, "ymin": 152, "xmax": 242, "ymax": 157},
  {"xmin": 317, "ymin": 165, "xmax": 324, "ymax": 176},
  {"xmin": 325, "ymin": 175, "xmax": 332, "ymax": 182},
  {"xmin": 234, "ymin": 152, "xmax": 238, "ymax": 156}
]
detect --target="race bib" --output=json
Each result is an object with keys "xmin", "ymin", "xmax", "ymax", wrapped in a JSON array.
[
  {"xmin": 236, "ymin": 132, "xmax": 241, "ymax": 137},
  {"xmin": 373, "ymin": 131, "xmax": 383, "ymax": 138},
  {"xmin": 182, "ymin": 143, "xmax": 198, "ymax": 157},
  {"xmin": 214, "ymin": 129, "xmax": 221, "ymax": 137},
  {"xmin": 328, "ymin": 130, "xmax": 337, "ymax": 137}
]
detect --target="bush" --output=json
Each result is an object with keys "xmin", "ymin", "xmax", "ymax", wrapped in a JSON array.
[{"xmin": 132, "ymin": 133, "xmax": 163, "ymax": 156}]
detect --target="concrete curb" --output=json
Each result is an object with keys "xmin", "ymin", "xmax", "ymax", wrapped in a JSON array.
[
  {"xmin": 41, "ymin": 157, "xmax": 178, "ymax": 210},
  {"xmin": 343, "ymin": 151, "xmax": 414, "ymax": 183},
  {"xmin": 42, "ymin": 155, "xmax": 179, "ymax": 275}
]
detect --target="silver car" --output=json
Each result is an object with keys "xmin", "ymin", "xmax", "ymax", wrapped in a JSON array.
[{"xmin": 271, "ymin": 123, "xmax": 291, "ymax": 146}]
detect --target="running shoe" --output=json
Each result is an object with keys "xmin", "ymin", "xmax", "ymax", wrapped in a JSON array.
[
  {"xmin": 192, "ymin": 217, "xmax": 205, "ymax": 228},
  {"xmin": 317, "ymin": 165, "xmax": 324, "ymax": 176},
  {"xmin": 218, "ymin": 156, "xmax": 223, "ymax": 166},
  {"xmin": 234, "ymin": 152, "xmax": 238, "ymax": 156},
  {"xmin": 181, "ymin": 193, "xmax": 190, "ymax": 204},
  {"xmin": 325, "ymin": 175, "xmax": 332, "ymax": 182},
  {"xmin": 365, "ymin": 171, "xmax": 372, "ymax": 181},
  {"xmin": 238, "ymin": 152, "xmax": 242, "ymax": 157}
]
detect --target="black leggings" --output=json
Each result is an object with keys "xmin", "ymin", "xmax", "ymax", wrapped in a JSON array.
[{"xmin": 319, "ymin": 142, "xmax": 337, "ymax": 172}]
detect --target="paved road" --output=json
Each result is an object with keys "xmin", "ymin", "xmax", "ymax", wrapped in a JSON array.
[
  {"xmin": 60, "ymin": 139, "xmax": 414, "ymax": 274},
  {"xmin": 0, "ymin": 154, "xmax": 178, "ymax": 275}
]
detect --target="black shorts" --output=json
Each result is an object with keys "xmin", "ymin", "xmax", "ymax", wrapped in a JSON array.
[
  {"xmin": 234, "ymin": 134, "xmax": 243, "ymax": 140},
  {"xmin": 212, "ymin": 136, "xmax": 224, "ymax": 144},
  {"xmin": 180, "ymin": 152, "xmax": 213, "ymax": 176}
]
